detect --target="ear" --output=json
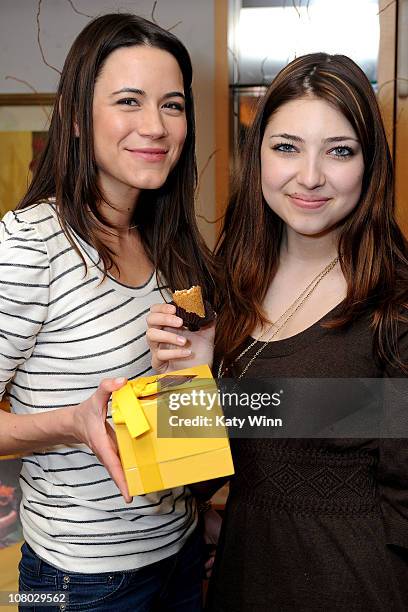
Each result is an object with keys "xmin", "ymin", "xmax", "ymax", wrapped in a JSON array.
[{"xmin": 58, "ymin": 95, "xmax": 80, "ymax": 137}]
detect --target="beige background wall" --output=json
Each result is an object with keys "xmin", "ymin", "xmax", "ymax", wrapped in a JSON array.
[{"xmin": 0, "ymin": 0, "xmax": 218, "ymax": 246}]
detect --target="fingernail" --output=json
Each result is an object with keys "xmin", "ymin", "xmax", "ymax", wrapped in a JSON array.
[
  {"xmin": 177, "ymin": 336, "xmax": 186, "ymax": 345},
  {"xmin": 115, "ymin": 377, "xmax": 126, "ymax": 384},
  {"xmin": 181, "ymin": 349, "xmax": 192, "ymax": 356}
]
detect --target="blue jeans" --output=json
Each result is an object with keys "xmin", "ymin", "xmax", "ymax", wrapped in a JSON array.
[{"xmin": 18, "ymin": 528, "xmax": 204, "ymax": 611}]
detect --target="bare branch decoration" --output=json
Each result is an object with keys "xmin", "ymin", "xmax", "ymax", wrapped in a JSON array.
[
  {"xmin": 377, "ymin": 76, "xmax": 408, "ymax": 99},
  {"xmin": 5, "ymin": 76, "xmax": 39, "ymax": 95},
  {"xmin": 396, "ymin": 105, "xmax": 405, "ymax": 128},
  {"xmin": 196, "ymin": 211, "xmax": 225, "ymax": 225},
  {"xmin": 377, "ymin": 0, "xmax": 396, "ymax": 16},
  {"xmin": 151, "ymin": 0, "xmax": 181, "ymax": 32},
  {"xmin": 66, "ymin": 0, "xmax": 93, "ymax": 19},
  {"xmin": 167, "ymin": 20, "xmax": 182, "ymax": 32},
  {"xmin": 196, "ymin": 148, "xmax": 218, "ymax": 199},
  {"xmin": 292, "ymin": 0, "xmax": 301, "ymax": 19},
  {"xmin": 36, "ymin": 0, "xmax": 61, "ymax": 75},
  {"xmin": 151, "ymin": 0, "xmax": 158, "ymax": 23},
  {"xmin": 260, "ymin": 57, "xmax": 270, "ymax": 85},
  {"xmin": 228, "ymin": 46, "xmax": 240, "ymax": 85},
  {"xmin": 196, "ymin": 149, "xmax": 226, "ymax": 225},
  {"xmin": 3, "ymin": 77, "xmax": 51, "ymax": 118}
]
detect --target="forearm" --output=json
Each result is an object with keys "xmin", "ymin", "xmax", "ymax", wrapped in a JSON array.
[{"xmin": 0, "ymin": 406, "xmax": 78, "ymax": 456}]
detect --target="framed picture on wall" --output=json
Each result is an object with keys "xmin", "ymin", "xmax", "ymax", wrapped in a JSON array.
[
  {"xmin": 230, "ymin": 85, "xmax": 266, "ymax": 173},
  {"xmin": 0, "ymin": 458, "xmax": 23, "ymax": 549},
  {"xmin": 0, "ymin": 94, "xmax": 54, "ymax": 217},
  {"xmin": 0, "ymin": 401, "xmax": 22, "ymax": 550}
]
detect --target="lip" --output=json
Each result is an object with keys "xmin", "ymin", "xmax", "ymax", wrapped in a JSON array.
[
  {"xmin": 126, "ymin": 148, "xmax": 168, "ymax": 162},
  {"xmin": 288, "ymin": 194, "xmax": 331, "ymax": 210}
]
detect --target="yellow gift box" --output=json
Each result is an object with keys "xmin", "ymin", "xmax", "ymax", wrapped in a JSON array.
[{"xmin": 111, "ymin": 365, "xmax": 234, "ymax": 496}]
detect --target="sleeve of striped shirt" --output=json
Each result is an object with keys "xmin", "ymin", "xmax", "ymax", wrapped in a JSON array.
[{"xmin": 0, "ymin": 212, "xmax": 50, "ymax": 398}]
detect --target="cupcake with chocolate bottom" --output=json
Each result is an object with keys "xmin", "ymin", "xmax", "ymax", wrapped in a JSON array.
[{"xmin": 171, "ymin": 285, "xmax": 215, "ymax": 331}]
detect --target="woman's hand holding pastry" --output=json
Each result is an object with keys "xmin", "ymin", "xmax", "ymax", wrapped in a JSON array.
[{"xmin": 146, "ymin": 303, "xmax": 215, "ymax": 374}]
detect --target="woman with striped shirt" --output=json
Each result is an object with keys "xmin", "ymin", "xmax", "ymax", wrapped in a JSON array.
[{"xmin": 0, "ymin": 13, "xmax": 214, "ymax": 611}]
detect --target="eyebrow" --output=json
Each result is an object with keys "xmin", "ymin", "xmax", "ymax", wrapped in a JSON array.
[
  {"xmin": 111, "ymin": 87, "xmax": 185, "ymax": 100},
  {"xmin": 269, "ymin": 132, "xmax": 359, "ymax": 143}
]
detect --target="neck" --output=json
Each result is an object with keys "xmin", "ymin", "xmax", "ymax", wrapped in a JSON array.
[
  {"xmin": 95, "ymin": 184, "xmax": 140, "ymax": 240},
  {"xmin": 280, "ymin": 226, "xmax": 339, "ymax": 269}
]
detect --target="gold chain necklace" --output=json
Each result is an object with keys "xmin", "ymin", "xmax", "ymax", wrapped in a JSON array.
[{"xmin": 217, "ymin": 256, "xmax": 339, "ymax": 379}]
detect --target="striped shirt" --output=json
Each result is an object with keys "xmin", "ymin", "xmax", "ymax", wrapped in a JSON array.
[{"xmin": 0, "ymin": 201, "xmax": 196, "ymax": 573}]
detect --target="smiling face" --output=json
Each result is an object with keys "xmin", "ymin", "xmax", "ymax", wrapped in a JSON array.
[
  {"xmin": 92, "ymin": 45, "xmax": 187, "ymax": 203},
  {"xmin": 260, "ymin": 96, "xmax": 365, "ymax": 239}
]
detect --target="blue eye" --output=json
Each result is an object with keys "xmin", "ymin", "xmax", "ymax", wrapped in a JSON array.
[
  {"xmin": 273, "ymin": 142, "xmax": 297, "ymax": 153},
  {"xmin": 330, "ymin": 146, "xmax": 354, "ymax": 158}
]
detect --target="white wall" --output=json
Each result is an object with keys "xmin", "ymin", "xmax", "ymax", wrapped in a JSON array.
[{"xmin": 0, "ymin": 0, "xmax": 216, "ymax": 246}]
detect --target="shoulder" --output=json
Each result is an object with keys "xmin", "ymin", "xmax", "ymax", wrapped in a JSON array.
[
  {"xmin": 0, "ymin": 200, "xmax": 71, "ymax": 258},
  {"xmin": 0, "ymin": 201, "xmax": 65, "ymax": 268},
  {"xmin": 0, "ymin": 205, "xmax": 52, "ymax": 300},
  {"xmin": 5, "ymin": 200, "xmax": 62, "ymax": 238}
]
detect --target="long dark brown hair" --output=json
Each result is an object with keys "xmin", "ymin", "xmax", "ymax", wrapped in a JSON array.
[
  {"xmin": 17, "ymin": 13, "xmax": 215, "ymax": 299},
  {"xmin": 216, "ymin": 53, "xmax": 408, "ymax": 372}
]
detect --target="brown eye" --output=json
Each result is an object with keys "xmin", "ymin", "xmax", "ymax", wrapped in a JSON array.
[
  {"xmin": 162, "ymin": 102, "xmax": 185, "ymax": 113},
  {"xmin": 117, "ymin": 98, "xmax": 139, "ymax": 107}
]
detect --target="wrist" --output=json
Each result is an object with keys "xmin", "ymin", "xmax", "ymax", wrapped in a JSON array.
[
  {"xmin": 197, "ymin": 499, "xmax": 212, "ymax": 514},
  {"xmin": 0, "ymin": 405, "xmax": 79, "ymax": 456},
  {"xmin": 57, "ymin": 405, "xmax": 81, "ymax": 445}
]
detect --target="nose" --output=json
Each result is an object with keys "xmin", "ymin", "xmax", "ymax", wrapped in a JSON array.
[
  {"xmin": 137, "ymin": 106, "xmax": 168, "ymax": 139},
  {"xmin": 297, "ymin": 154, "xmax": 325, "ymax": 189}
]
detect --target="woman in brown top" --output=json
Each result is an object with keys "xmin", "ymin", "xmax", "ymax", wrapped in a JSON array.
[{"xmin": 147, "ymin": 53, "xmax": 408, "ymax": 611}]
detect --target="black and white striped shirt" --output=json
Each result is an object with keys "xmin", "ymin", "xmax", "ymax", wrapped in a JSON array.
[{"xmin": 0, "ymin": 201, "xmax": 196, "ymax": 573}]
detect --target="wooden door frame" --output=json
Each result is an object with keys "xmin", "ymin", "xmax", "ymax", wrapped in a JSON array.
[
  {"xmin": 377, "ymin": 0, "xmax": 398, "ymax": 153},
  {"xmin": 214, "ymin": 0, "xmax": 230, "ymax": 238},
  {"xmin": 395, "ymin": 0, "xmax": 408, "ymax": 235}
]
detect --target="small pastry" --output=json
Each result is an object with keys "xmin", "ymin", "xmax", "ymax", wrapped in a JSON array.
[
  {"xmin": 171, "ymin": 285, "xmax": 215, "ymax": 331},
  {"xmin": 172, "ymin": 286, "xmax": 205, "ymax": 317}
]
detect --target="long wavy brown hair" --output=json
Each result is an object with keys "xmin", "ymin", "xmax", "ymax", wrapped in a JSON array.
[
  {"xmin": 215, "ymin": 53, "xmax": 408, "ymax": 372},
  {"xmin": 16, "ymin": 13, "xmax": 215, "ymax": 299}
]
